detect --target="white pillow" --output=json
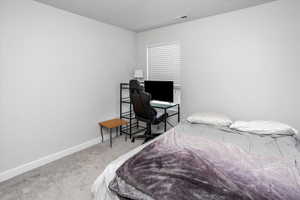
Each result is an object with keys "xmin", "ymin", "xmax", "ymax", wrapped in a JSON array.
[
  {"xmin": 230, "ymin": 120, "xmax": 298, "ymax": 136},
  {"xmin": 187, "ymin": 112, "xmax": 232, "ymax": 127}
]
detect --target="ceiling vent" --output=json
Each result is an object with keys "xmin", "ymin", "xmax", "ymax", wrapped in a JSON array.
[{"xmin": 175, "ymin": 15, "xmax": 188, "ymax": 20}]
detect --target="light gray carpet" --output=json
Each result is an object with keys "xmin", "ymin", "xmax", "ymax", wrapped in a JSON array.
[{"xmin": 0, "ymin": 135, "xmax": 142, "ymax": 200}]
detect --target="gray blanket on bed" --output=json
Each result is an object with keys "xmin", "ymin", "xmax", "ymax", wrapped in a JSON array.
[{"xmin": 109, "ymin": 126, "xmax": 300, "ymax": 200}]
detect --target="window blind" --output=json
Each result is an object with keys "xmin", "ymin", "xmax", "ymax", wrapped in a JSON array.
[{"xmin": 147, "ymin": 43, "xmax": 181, "ymax": 84}]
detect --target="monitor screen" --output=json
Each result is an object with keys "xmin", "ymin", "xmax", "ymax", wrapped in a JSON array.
[{"xmin": 144, "ymin": 80, "xmax": 174, "ymax": 102}]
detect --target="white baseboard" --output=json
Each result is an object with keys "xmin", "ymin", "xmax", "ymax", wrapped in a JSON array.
[{"xmin": 0, "ymin": 138, "xmax": 101, "ymax": 183}]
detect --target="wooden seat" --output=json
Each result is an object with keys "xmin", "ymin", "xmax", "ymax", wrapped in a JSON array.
[
  {"xmin": 99, "ymin": 118, "xmax": 128, "ymax": 147},
  {"xmin": 99, "ymin": 118, "xmax": 128, "ymax": 129}
]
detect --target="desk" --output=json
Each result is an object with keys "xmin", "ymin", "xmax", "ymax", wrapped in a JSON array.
[
  {"xmin": 150, "ymin": 102, "xmax": 180, "ymax": 132},
  {"xmin": 120, "ymin": 83, "xmax": 180, "ymax": 138}
]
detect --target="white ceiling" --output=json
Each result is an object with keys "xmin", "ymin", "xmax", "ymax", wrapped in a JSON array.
[{"xmin": 35, "ymin": 0, "xmax": 276, "ymax": 32}]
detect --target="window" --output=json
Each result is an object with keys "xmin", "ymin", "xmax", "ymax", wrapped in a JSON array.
[{"xmin": 147, "ymin": 43, "xmax": 181, "ymax": 85}]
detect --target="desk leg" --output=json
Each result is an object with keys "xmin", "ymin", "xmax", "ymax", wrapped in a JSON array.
[
  {"xmin": 110, "ymin": 128, "xmax": 112, "ymax": 148},
  {"xmin": 129, "ymin": 103, "xmax": 132, "ymax": 139},
  {"xmin": 125, "ymin": 124, "xmax": 128, "ymax": 141},
  {"xmin": 164, "ymin": 108, "xmax": 167, "ymax": 132},
  {"xmin": 178, "ymin": 104, "xmax": 180, "ymax": 123},
  {"xmin": 100, "ymin": 126, "xmax": 104, "ymax": 143}
]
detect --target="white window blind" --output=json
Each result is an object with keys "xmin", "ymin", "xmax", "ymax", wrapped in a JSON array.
[{"xmin": 147, "ymin": 43, "xmax": 181, "ymax": 84}]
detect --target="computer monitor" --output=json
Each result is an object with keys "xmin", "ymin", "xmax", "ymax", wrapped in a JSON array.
[{"xmin": 144, "ymin": 80, "xmax": 174, "ymax": 102}]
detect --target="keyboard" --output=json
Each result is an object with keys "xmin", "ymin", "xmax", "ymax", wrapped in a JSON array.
[{"xmin": 151, "ymin": 100, "xmax": 173, "ymax": 105}]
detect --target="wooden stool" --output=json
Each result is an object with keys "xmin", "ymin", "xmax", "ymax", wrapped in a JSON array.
[{"xmin": 99, "ymin": 118, "xmax": 128, "ymax": 147}]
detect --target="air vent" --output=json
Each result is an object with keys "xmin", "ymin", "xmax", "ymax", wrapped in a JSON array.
[{"xmin": 175, "ymin": 15, "xmax": 188, "ymax": 20}]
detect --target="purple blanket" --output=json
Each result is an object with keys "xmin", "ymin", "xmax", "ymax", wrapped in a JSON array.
[{"xmin": 109, "ymin": 128, "xmax": 300, "ymax": 200}]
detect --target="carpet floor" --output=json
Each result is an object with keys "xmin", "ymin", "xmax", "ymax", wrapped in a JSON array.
[{"xmin": 0, "ymin": 135, "xmax": 142, "ymax": 200}]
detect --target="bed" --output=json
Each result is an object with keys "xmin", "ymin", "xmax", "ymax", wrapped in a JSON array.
[{"xmin": 92, "ymin": 122, "xmax": 300, "ymax": 200}]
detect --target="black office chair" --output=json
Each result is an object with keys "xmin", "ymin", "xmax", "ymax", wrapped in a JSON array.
[{"xmin": 129, "ymin": 80, "xmax": 168, "ymax": 143}]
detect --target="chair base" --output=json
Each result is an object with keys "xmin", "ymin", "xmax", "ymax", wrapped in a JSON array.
[
  {"xmin": 131, "ymin": 132, "xmax": 162, "ymax": 144},
  {"xmin": 131, "ymin": 120, "xmax": 166, "ymax": 144}
]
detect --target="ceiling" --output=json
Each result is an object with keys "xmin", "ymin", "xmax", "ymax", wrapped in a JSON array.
[{"xmin": 35, "ymin": 0, "xmax": 276, "ymax": 32}]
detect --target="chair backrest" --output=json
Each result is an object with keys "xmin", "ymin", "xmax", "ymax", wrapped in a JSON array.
[{"xmin": 129, "ymin": 80, "xmax": 157, "ymax": 123}]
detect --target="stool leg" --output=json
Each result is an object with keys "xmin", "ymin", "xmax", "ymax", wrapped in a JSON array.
[
  {"xmin": 100, "ymin": 126, "xmax": 104, "ymax": 143},
  {"xmin": 110, "ymin": 128, "xmax": 112, "ymax": 148}
]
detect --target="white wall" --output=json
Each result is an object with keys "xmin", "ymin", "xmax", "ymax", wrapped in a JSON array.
[
  {"xmin": 0, "ymin": 0, "xmax": 136, "ymax": 174},
  {"xmin": 137, "ymin": 0, "xmax": 300, "ymax": 129},
  {"xmin": 1, "ymin": 0, "xmax": 300, "ymax": 181}
]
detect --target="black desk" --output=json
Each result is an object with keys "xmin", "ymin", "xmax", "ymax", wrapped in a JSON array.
[
  {"xmin": 120, "ymin": 83, "xmax": 180, "ymax": 138},
  {"xmin": 150, "ymin": 102, "xmax": 180, "ymax": 132}
]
